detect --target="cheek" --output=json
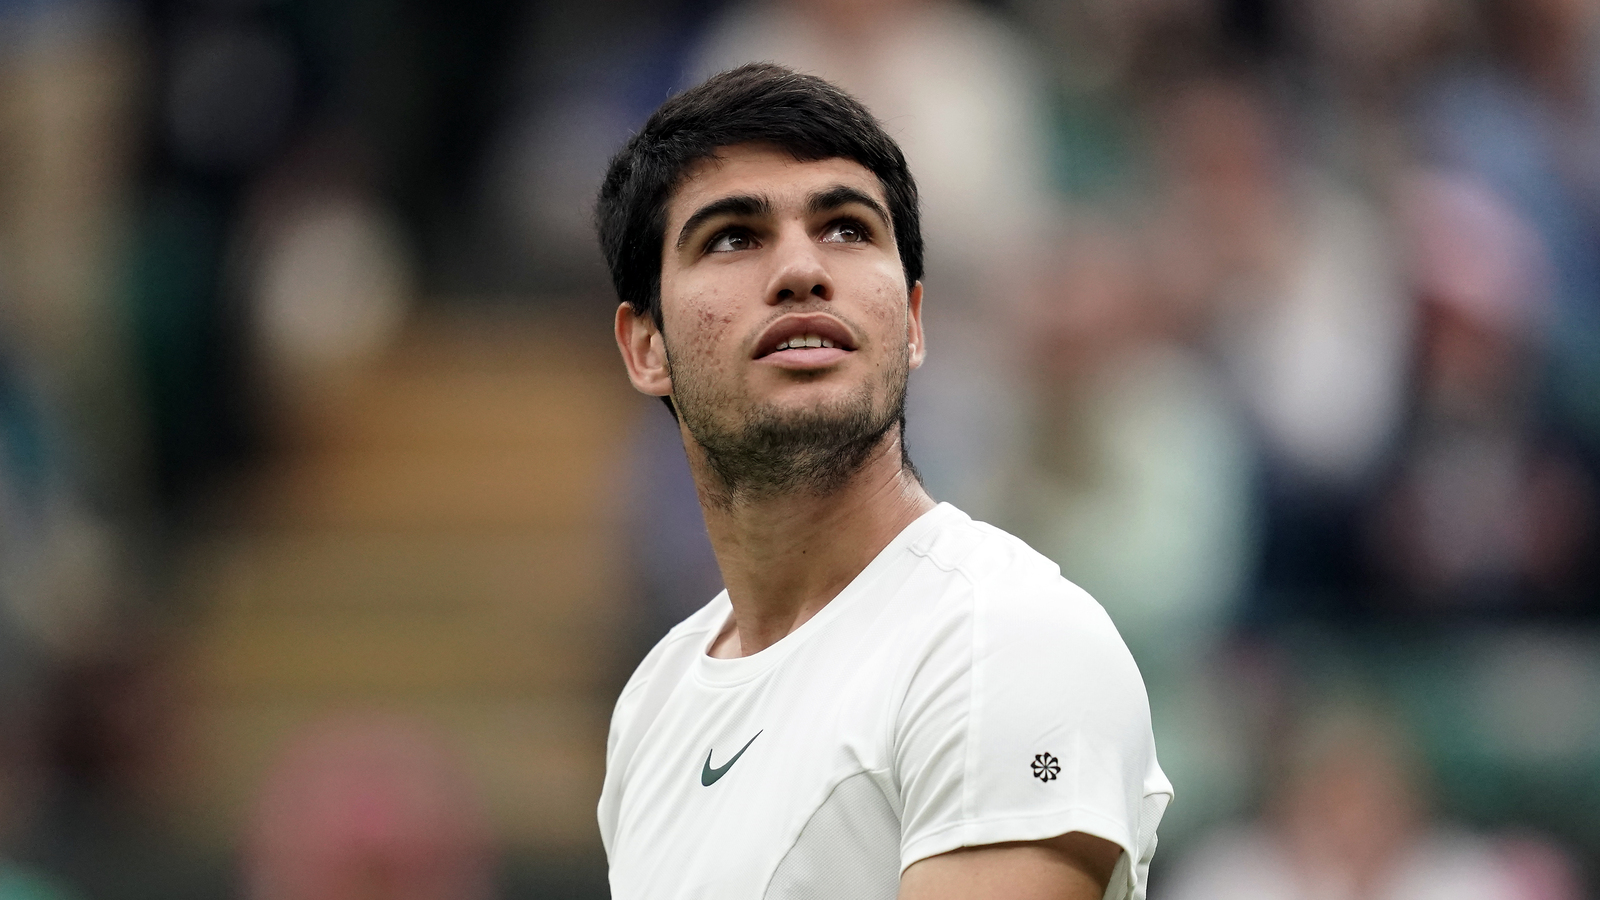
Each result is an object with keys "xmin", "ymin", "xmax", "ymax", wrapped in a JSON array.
[
  {"xmin": 860, "ymin": 280, "xmax": 911, "ymax": 357},
  {"xmin": 663, "ymin": 283, "xmax": 742, "ymax": 374}
]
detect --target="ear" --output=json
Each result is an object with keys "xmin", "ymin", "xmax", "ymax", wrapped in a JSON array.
[
  {"xmin": 615, "ymin": 303, "xmax": 673, "ymax": 397},
  {"xmin": 906, "ymin": 281, "xmax": 927, "ymax": 370}
]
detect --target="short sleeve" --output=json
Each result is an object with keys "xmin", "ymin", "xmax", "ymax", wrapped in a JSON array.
[{"xmin": 894, "ymin": 572, "xmax": 1172, "ymax": 900}]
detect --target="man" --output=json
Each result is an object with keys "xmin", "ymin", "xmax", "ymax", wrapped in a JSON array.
[{"xmin": 596, "ymin": 63, "xmax": 1170, "ymax": 900}]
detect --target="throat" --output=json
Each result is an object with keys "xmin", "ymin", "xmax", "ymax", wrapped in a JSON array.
[
  {"xmin": 710, "ymin": 585, "xmax": 836, "ymax": 658},
  {"xmin": 699, "ymin": 449, "xmax": 935, "ymax": 660}
]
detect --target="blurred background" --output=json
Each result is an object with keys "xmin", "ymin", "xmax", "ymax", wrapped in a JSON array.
[{"xmin": 0, "ymin": 0, "xmax": 1597, "ymax": 897}]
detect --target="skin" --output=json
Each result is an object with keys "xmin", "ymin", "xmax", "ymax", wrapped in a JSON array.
[{"xmin": 614, "ymin": 143, "xmax": 1120, "ymax": 899}]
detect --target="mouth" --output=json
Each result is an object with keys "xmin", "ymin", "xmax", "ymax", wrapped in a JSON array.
[{"xmin": 753, "ymin": 314, "xmax": 859, "ymax": 363}]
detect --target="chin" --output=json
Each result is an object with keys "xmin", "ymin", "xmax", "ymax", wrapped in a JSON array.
[{"xmin": 760, "ymin": 373, "xmax": 869, "ymax": 407}]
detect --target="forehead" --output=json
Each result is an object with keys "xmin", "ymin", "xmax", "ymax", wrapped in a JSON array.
[{"xmin": 666, "ymin": 144, "xmax": 888, "ymax": 227}]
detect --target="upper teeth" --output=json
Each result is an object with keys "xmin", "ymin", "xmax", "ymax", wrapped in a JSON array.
[{"xmin": 776, "ymin": 334, "xmax": 836, "ymax": 351}]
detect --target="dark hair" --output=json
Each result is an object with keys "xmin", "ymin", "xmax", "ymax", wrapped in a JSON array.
[{"xmin": 595, "ymin": 63, "xmax": 923, "ymax": 328}]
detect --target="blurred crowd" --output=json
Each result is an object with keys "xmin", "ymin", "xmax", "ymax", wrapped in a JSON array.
[{"xmin": 1, "ymin": 0, "xmax": 1599, "ymax": 897}]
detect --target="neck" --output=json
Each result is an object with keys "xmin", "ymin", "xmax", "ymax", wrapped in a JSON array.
[{"xmin": 685, "ymin": 428, "xmax": 935, "ymax": 658}]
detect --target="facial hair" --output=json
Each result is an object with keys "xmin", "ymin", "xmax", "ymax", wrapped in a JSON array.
[{"xmin": 665, "ymin": 333, "xmax": 911, "ymax": 508}]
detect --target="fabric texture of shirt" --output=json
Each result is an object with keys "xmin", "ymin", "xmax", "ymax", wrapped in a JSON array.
[{"xmin": 598, "ymin": 503, "xmax": 1172, "ymax": 899}]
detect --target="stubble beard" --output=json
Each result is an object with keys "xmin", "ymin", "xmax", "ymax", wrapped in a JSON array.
[{"xmin": 666, "ymin": 340, "xmax": 911, "ymax": 509}]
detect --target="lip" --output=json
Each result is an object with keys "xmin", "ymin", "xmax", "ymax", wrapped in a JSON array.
[
  {"xmin": 758, "ymin": 346, "xmax": 852, "ymax": 370},
  {"xmin": 752, "ymin": 313, "xmax": 860, "ymax": 360}
]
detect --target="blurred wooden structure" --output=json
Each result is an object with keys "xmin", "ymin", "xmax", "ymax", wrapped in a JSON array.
[{"xmin": 174, "ymin": 310, "xmax": 637, "ymax": 852}]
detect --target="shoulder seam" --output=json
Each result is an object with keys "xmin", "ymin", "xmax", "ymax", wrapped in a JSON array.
[
  {"xmin": 905, "ymin": 517, "xmax": 993, "ymax": 583},
  {"xmin": 616, "ymin": 625, "xmax": 713, "ymax": 700},
  {"xmin": 907, "ymin": 519, "xmax": 1042, "ymax": 590}
]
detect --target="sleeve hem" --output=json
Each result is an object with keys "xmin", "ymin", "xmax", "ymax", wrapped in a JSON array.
[{"xmin": 900, "ymin": 804, "xmax": 1146, "ymax": 897}]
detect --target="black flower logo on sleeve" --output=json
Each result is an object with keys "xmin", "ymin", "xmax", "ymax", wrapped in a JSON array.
[{"xmin": 1031, "ymin": 752, "xmax": 1060, "ymax": 783}]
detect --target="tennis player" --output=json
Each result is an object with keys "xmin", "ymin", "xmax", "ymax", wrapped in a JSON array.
[{"xmin": 596, "ymin": 63, "xmax": 1170, "ymax": 900}]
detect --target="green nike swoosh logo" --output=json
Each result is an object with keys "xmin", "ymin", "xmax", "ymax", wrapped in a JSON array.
[{"xmin": 701, "ymin": 730, "xmax": 762, "ymax": 786}]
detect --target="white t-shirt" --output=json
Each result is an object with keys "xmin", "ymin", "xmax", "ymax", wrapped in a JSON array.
[{"xmin": 598, "ymin": 503, "xmax": 1172, "ymax": 900}]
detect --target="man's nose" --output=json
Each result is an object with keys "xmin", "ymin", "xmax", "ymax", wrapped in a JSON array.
[{"xmin": 767, "ymin": 230, "xmax": 833, "ymax": 304}]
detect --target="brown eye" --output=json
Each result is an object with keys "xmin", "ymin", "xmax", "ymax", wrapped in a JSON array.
[
  {"xmin": 821, "ymin": 220, "xmax": 868, "ymax": 243},
  {"xmin": 708, "ymin": 230, "xmax": 755, "ymax": 252}
]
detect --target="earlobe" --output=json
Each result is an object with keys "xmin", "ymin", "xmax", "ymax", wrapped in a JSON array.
[{"xmin": 615, "ymin": 303, "xmax": 674, "ymax": 397}]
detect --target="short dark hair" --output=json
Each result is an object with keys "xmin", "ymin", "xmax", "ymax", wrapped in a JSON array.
[{"xmin": 595, "ymin": 63, "xmax": 924, "ymax": 328}]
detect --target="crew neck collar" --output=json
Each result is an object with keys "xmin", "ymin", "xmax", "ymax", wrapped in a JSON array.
[{"xmin": 694, "ymin": 502, "xmax": 960, "ymax": 687}]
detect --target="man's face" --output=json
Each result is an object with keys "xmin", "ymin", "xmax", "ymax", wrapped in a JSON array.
[{"xmin": 618, "ymin": 143, "xmax": 924, "ymax": 498}]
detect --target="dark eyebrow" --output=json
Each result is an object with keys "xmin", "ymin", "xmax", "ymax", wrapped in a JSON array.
[
  {"xmin": 807, "ymin": 185, "xmax": 890, "ymax": 229},
  {"xmin": 675, "ymin": 194, "xmax": 771, "ymax": 248}
]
